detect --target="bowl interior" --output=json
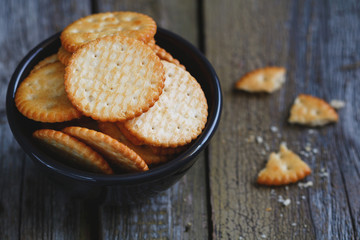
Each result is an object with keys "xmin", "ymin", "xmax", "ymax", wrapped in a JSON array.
[{"xmin": 6, "ymin": 28, "xmax": 222, "ymax": 185}]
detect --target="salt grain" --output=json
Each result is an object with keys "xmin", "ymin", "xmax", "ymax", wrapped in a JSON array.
[
  {"xmin": 256, "ymin": 136, "xmax": 264, "ymax": 144},
  {"xmin": 270, "ymin": 126, "xmax": 278, "ymax": 132}
]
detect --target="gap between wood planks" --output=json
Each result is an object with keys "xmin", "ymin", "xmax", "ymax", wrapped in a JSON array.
[{"xmin": 196, "ymin": 0, "xmax": 215, "ymax": 239}]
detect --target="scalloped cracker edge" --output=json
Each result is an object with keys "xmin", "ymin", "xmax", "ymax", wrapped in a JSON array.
[
  {"xmin": 257, "ymin": 144, "xmax": 311, "ymax": 186},
  {"xmin": 235, "ymin": 66, "xmax": 286, "ymax": 93},
  {"xmin": 289, "ymin": 94, "xmax": 338, "ymax": 126}
]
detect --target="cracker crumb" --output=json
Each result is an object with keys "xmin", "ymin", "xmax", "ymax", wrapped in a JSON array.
[
  {"xmin": 266, "ymin": 207, "xmax": 272, "ymax": 212},
  {"xmin": 239, "ymin": 237, "xmax": 244, "ymax": 240},
  {"xmin": 305, "ymin": 143, "xmax": 312, "ymax": 152},
  {"xmin": 256, "ymin": 136, "xmax": 264, "ymax": 144},
  {"xmin": 285, "ymin": 186, "xmax": 289, "ymax": 191},
  {"xmin": 270, "ymin": 126, "xmax": 278, "ymax": 132},
  {"xmin": 298, "ymin": 181, "xmax": 313, "ymax": 188},
  {"xmin": 278, "ymin": 195, "xmax": 291, "ymax": 206},
  {"xmin": 247, "ymin": 135, "xmax": 255, "ymax": 143},
  {"xmin": 330, "ymin": 99, "xmax": 346, "ymax": 109},
  {"xmin": 312, "ymin": 148, "xmax": 318, "ymax": 154},
  {"xmin": 308, "ymin": 129, "xmax": 315, "ymax": 135},
  {"xmin": 319, "ymin": 172, "xmax": 329, "ymax": 178},
  {"xmin": 261, "ymin": 234, "xmax": 267, "ymax": 239},
  {"xmin": 300, "ymin": 150, "xmax": 310, "ymax": 158},
  {"xmin": 283, "ymin": 199, "xmax": 291, "ymax": 206},
  {"xmin": 301, "ymin": 195, "xmax": 306, "ymax": 200},
  {"xmin": 296, "ymin": 201, "xmax": 300, "ymax": 205},
  {"xmin": 280, "ymin": 213, "xmax": 283, "ymax": 217},
  {"xmin": 291, "ymin": 222, "xmax": 297, "ymax": 227},
  {"xmin": 261, "ymin": 149, "xmax": 267, "ymax": 155}
]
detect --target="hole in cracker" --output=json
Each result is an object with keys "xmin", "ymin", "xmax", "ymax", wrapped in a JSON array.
[
  {"xmin": 187, "ymin": 93, "xmax": 190, "ymax": 96},
  {"xmin": 151, "ymin": 127, "xmax": 155, "ymax": 130},
  {"xmin": 94, "ymin": 54, "xmax": 98, "ymax": 58},
  {"xmin": 177, "ymin": 126, "xmax": 180, "ymax": 130},
  {"xmin": 168, "ymin": 73, "xmax": 173, "ymax": 78},
  {"xmin": 195, "ymin": 115, "xmax": 198, "ymax": 118},
  {"xmin": 88, "ymin": 95, "xmax": 95, "ymax": 102},
  {"xmin": 116, "ymin": 62, "xmax": 120, "ymax": 67}
]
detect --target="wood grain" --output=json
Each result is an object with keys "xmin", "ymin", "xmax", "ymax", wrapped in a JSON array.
[
  {"xmin": 205, "ymin": 0, "xmax": 359, "ymax": 239},
  {"xmin": 0, "ymin": 0, "xmax": 93, "ymax": 239},
  {"xmin": 95, "ymin": 1, "xmax": 209, "ymax": 239}
]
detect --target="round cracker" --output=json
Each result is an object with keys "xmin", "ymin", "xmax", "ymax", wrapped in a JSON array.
[
  {"xmin": 64, "ymin": 35, "xmax": 165, "ymax": 122},
  {"xmin": 98, "ymin": 122, "xmax": 170, "ymax": 165},
  {"xmin": 15, "ymin": 62, "xmax": 82, "ymax": 122},
  {"xmin": 124, "ymin": 61, "xmax": 208, "ymax": 148},
  {"xmin": 60, "ymin": 11, "xmax": 157, "ymax": 53},
  {"xmin": 33, "ymin": 129, "xmax": 113, "ymax": 174},
  {"xmin": 62, "ymin": 126, "xmax": 149, "ymax": 172},
  {"xmin": 31, "ymin": 54, "xmax": 59, "ymax": 73},
  {"xmin": 57, "ymin": 46, "xmax": 72, "ymax": 66}
]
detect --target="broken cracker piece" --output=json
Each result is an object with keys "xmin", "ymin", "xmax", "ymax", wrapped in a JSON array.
[
  {"xmin": 257, "ymin": 144, "xmax": 311, "ymax": 186},
  {"xmin": 289, "ymin": 94, "xmax": 338, "ymax": 126},
  {"xmin": 235, "ymin": 66, "xmax": 286, "ymax": 93}
]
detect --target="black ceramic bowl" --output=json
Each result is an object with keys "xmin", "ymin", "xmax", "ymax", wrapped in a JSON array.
[{"xmin": 6, "ymin": 28, "xmax": 222, "ymax": 200}]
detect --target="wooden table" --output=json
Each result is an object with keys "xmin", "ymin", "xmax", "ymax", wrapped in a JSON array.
[{"xmin": 1, "ymin": 0, "xmax": 359, "ymax": 239}]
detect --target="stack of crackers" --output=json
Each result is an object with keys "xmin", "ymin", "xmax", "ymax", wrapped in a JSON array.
[{"xmin": 15, "ymin": 12, "xmax": 208, "ymax": 175}]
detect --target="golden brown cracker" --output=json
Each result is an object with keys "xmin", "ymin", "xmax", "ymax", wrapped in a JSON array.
[
  {"xmin": 153, "ymin": 44, "xmax": 185, "ymax": 69},
  {"xmin": 15, "ymin": 62, "xmax": 82, "ymax": 122},
  {"xmin": 61, "ymin": 11, "xmax": 157, "ymax": 52},
  {"xmin": 64, "ymin": 35, "xmax": 165, "ymax": 122},
  {"xmin": 235, "ymin": 66, "xmax": 286, "ymax": 93},
  {"xmin": 33, "ymin": 129, "xmax": 113, "ymax": 174},
  {"xmin": 288, "ymin": 94, "xmax": 339, "ymax": 126},
  {"xmin": 123, "ymin": 61, "xmax": 208, "ymax": 148},
  {"xmin": 62, "ymin": 126, "xmax": 149, "ymax": 172},
  {"xmin": 31, "ymin": 54, "xmax": 59, "ymax": 72},
  {"xmin": 57, "ymin": 46, "xmax": 72, "ymax": 66},
  {"xmin": 98, "ymin": 122, "xmax": 170, "ymax": 165},
  {"xmin": 257, "ymin": 144, "xmax": 311, "ymax": 186},
  {"xmin": 116, "ymin": 122, "xmax": 144, "ymax": 145}
]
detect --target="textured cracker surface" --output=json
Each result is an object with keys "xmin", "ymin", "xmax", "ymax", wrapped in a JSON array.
[
  {"xmin": 33, "ymin": 129, "xmax": 113, "ymax": 174},
  {"xmin": 98, "ymin": 122, "xmax": 170, "ymax": 165},
  {"xmin": 60, "ymin": 11, "xmax": 157, "ymax": 52},
  {"xmin": 64, "ymin": 36, "xmax": 165, "ymax": 122},
  {"xmin": 288, "ymin": 94, "xmax": 339, "ymax": 126},
  {"xmin": 257, "ymin": 144, "xmax": 311, "ymax": 186},
  {"xmin": 15, "ymin": 62, "xmax": 82, "ymax": 122},
  {"xmin": 63, "ymin": 126, "xmax": 149, "ymax": 172},
  {"xmin": 32, "ymin": 54, "xmax": 59, "ymax": 72},
  {"xmin": 235, "ymin": 66, "xmax": 286, "ymax": 93},
  {"xmin": 124, "ymin": 61, "xmax": 208, "ymax": 147},
  {"xmin": 57, "ymin": 46, "xmax": 72, "ymax": 66}
]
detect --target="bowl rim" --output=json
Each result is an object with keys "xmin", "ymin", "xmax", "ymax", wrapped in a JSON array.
[{"xmin": 6, "ymin": 27, "xmax": 222, "ymax": 185}]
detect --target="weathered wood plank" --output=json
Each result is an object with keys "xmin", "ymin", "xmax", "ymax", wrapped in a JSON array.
[
  {"xmin": 0, "ymin": 0, "xmax": 93, "ymax": 239},
  {"xmin": 205, "ymin": 0, "xmax": 359, "ymax": 239},
  {"xmin": 96, "ymin": 1, "xmax": 209, "ymax": 239}
]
